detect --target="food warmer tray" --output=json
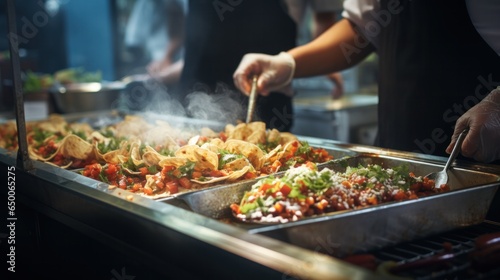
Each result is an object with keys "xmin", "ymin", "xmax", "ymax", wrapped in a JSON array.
[
  {"xmin": 2, "ymin": 111, "xmax": 500, "ymax": 279},
  {"xmin": 0, "ymin": 112, "xmax": 373, "ymax": 279},
  {"xmin": 166, "ymin": 154, "xmax": 500, "ymax": 258}
]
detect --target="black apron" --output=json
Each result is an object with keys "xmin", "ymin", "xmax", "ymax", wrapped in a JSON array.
[
  {"xmin": 377, "ymin": 0, "xmax": 500, "ymax": 221},
  {"xmin": 179, "ymin": 0, "xmax": 296, "ymax": 131},
  {"xmin": 377, "ymin": 0, "xmax": 500, "ymax": 156}
]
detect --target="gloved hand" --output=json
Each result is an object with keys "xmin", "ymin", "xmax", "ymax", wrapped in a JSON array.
[
  {"xmin": 233, "ymin": 52, "xmax": 295, "ymax": 96},
  {"xmin": 447, "ymin": 87, "xmax": 500, "ymax": 162}
]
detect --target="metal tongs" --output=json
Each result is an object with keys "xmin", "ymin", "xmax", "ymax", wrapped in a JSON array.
[{"xmin": 245, "ymin": 76, "xmax": 258, "ymax": 123}]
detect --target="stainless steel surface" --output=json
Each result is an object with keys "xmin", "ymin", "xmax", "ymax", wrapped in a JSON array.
[
  {"xmin": 426, "ymin": 128, "xmax": 468, "ymax": 188},
  {"xmin": 292, "ymin": 94, "xmax": 378, "ymax": 144},
  {"xmin": 172, "ymin": 154, "xmax": 500, "ymax": 257},
  {"xmin": 0, "ymin": 148, "xmax": 380, "ymax": 280},
  {"xmin": 2, "ymin": 110, "xmax": 500, "ymax": 278},
  {"xmin": 246, "ymin": 76, "xmax": 258, "ymax": 123},
  {"xmin": 51, "ymin": 82, "xmax": 123, "ymax": 114},
  {"xmin": 293, "ymin": 94, "xmax": 378, "ymax": 112}
]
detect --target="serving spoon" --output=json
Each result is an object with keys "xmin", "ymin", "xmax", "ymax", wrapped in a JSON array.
[
  {"xmin": 245, "ymin": 75, "xmax": 258, "ymax": 123},
  {"xmin": 425, "ymin": 128, "xmax": 469, "ymax": 188}
]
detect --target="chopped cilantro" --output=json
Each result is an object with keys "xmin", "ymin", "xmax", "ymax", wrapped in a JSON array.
[
  {"xmin": 71, "ymin": 130, "xmax": 87, "ymax": 141},
  {"xmin": 33, "ymin": 128, "xmax": 54, "ymax": 143},
  {"xmin": 173, "ymin": 161, "xmax": 195, "ymax": 178},
  {"xmin": 218, "ymin": 149, "xmax": 243, "ymax": 168}
]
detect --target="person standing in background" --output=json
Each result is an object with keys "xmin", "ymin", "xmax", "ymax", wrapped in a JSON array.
[
  {"xmin": 124, "ymin": 0, "xmax": 186, "ymax": 84},
  {"xmin": 233, "ymin": 0, "xmax": 500, "ymax": 162},
  {"xmin": 286, "ymin": 0, "xmax": 345, "ymax": 98},
  {"xmin": 178, "ymin": 0, "xmax": 297, "ymax": 131},
  {"xmin": 178, "ymin": 0, "xmax": 343, "ymax": 131}
]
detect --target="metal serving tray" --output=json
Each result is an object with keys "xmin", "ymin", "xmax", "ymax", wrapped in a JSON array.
[
  {"xmin": 157, "ymin": 145, "xmax": 358, "ymax": 199},
  {"xmin": 165, "ymin": 154, "xmax": 500, "ymax": 256}
]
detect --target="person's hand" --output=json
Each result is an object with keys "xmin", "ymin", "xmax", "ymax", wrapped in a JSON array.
[
  {"xmin": 447, "ymin": 87, "xmax": 500, "ymax": 162},
  {"xmin": 233, "ymin": 52, "xmax": 295, "ymax": 96},
  {"xmin": 327, "ymin": 72, "xmax": 344, "ymax": 99}
]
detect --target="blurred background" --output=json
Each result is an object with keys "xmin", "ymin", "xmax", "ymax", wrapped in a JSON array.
[{"xmin": 0, "ymin": 0, "xmax": 379, "ymax": 144}]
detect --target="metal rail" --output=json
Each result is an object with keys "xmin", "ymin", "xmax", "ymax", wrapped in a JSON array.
[{"xmin": 6, "ymin": 0, "xmax": 33, "ymax": 171}]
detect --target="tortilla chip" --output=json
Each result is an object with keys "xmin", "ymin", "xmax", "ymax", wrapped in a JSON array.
[
  {"xmin": 34, "ymin": 114, "xmax": 67, "ymax": 134},
  {"xmin": 226, "ymin": 165, "xmax": 250, "ymax": 181},
  {"xmin": 58, "ymin": 134, "xmax": 94, "ymax": 160},
  {"xmin": 200, "ymin": 127, "xmax": 218, "ymax": 138},
  {"xmin": 223, "ymin": 139, "xmax": 265, "ymax": 170},
  {"xmin": 100, "ymin": 140, "xmax": 131, "ymax": 164},
  {"xmin": 142, "ymin": 126, "xmax": 181, "ymax": 151},
  {"xmin": 92, "ymin": 132, "xmax": 130, "ymax": 163},
  {"xmin": 222, "ymin": 157, "xmax": 250, "ymax": 171},
  {"xmin": 247, "ymin": 121, "xmax": 266, "ymax": 132},
  {"xmin": 225, "ymin": 124, "xmax": 236, "ymax": 135},
  {"xmin": 274, "ymin": 140, "xmax": 300, "ymax": 162},
  {"xmin": 175, "ymin": 145, "xmax": 218, "ymax": 170},
  {"xmin": 191, "ymin": 165, "xmax": 250, "ymax": 185},
  {"xmin": 68, "ymin": 122, "xmax": 94, "ymax": 136},
  {"xmin": 114, "ymin": 115, "xmax": 152, "ymax": 139},
  {"xmin": 267, "ymin": 129, "xmax": 281, "ymax": 144},
  {"xmin": 90, "ymin": 131, "xmax": 108, "ymax": 143},
  {"xmin": 246, "ymin": 130, "xmax": 266, "ymax": 144},
  {"xmin": 228, "ymin": 123, "xmax": 253, "ymax": 140},
  {"xmin": 129, "ymin": 140, "xmax": 144, "ymax": 167},
  {"xmin": 200, "ymin": 142, "xmax": 219, "ymax": 153},
  {"xmin": 158, "ymin": 157, "xmax": 189, "ymax": 168},
  {"xmin": 279, "ymin": 132, "xmax": 298, "ymax": 145},
  {"xmin": 142, "ymin": 146, "xmax": 171, "ymax": 166},
  {"xmin": 260, "ymin": 144, "xmax": 282, "ymax": 164},
  {"xmin": 28, "ymin": 134, "xmax": 64, "ymax": 161},
  {"xmin": 209, "ymin": 138, "xmax": 225, "ymax": 149}
]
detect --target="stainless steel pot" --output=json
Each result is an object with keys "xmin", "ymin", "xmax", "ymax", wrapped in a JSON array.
[{"xmin": 50, "ymin": 81, "xmax": 125, "ymax": 114}]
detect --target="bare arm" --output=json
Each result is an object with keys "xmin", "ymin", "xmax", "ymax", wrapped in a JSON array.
[
  {"xmin": 233, "ymin": 19, "xmax": 376, "ymax": 95},
  {"xmin": 290, "ymin": 18, "xmax": 375, "ymax": 78}
]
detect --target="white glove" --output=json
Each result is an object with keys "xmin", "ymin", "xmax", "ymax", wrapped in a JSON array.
[
  {"xmin": 447, "ymin": 87, "xmax": 500, "ymax": 162},
  {"xmin": 233, "ymin": 52, "xmax": 295, "ymax": 96}
]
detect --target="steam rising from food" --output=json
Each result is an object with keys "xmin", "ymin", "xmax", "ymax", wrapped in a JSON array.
[
  {"xmin": 129, "ymin": 80, "xmax": 245, "ymax": 125},
  {"xmin": 185, "ymin": 90, "xmax": 244, "ymax": 124}
]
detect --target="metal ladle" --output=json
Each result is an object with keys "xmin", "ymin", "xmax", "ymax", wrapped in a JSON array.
[{"xmin": 425, "ymin": 128, "xmax": 469, "ymax": 188}]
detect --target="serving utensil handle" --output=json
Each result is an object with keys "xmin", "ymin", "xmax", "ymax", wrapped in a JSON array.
[
  {"xmin": 443, "ymin": 128, "xmax": 468, "ymax": 172},
  {"xmin": 246, "ymin": 76, "xmax": 258, "ymax": 123}
]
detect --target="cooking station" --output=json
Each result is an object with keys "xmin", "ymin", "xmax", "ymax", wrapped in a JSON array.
[
  {"xmin": 2, "ymin": 1, "xmax": 500, "ymax": 279},
  {"xmin": 1, "ymin": 111, "xmax": 500, "ymax": 279}
]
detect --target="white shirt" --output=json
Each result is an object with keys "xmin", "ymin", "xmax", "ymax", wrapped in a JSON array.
[{"xmin": 342, "ymin": 0, "xmax": 500, "ymax": 55}]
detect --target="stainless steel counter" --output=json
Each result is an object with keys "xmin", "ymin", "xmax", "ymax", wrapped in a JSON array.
[
  {"xmin": 0, "ymin": 145, "xmax": 381, "ymax": 279},
  {"xmin": 292, "ymin": 94, "xmax": 378, "ymax": 145},
  {"xmin": 2, "ymin": 134, "xmax": 499, "ymax": 279}
]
